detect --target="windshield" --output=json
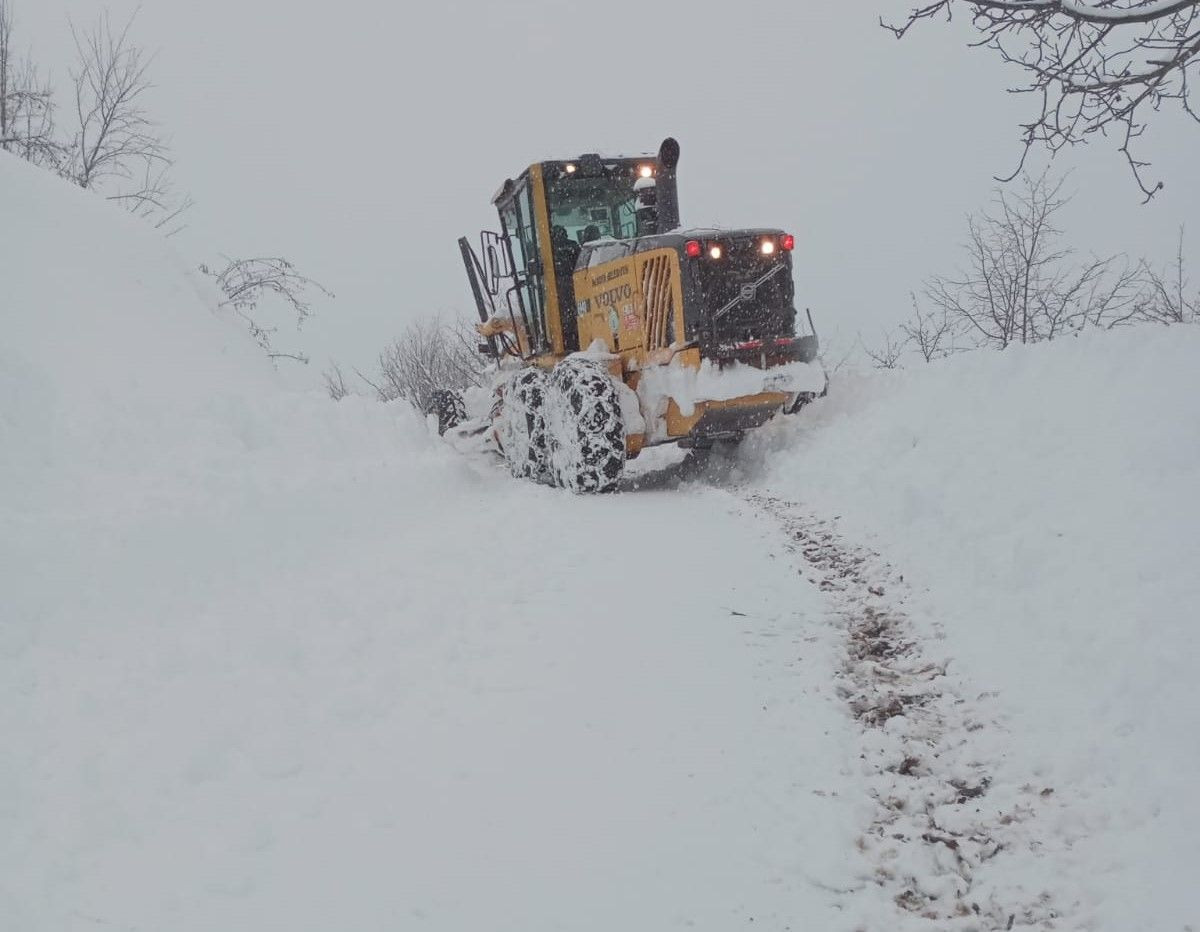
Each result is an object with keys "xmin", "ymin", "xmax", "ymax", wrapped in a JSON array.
[{"xmin": 546, "ymin": 173, "xmax": 639, "ymax": 247}]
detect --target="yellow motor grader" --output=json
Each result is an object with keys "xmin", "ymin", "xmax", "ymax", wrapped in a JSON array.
[{"xmin": 450, "ymin": 137, "xmax": 826, "ymax": 492}]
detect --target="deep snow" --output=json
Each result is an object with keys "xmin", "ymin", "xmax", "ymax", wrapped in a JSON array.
[
  {"xmin": 747, "ymin": 327, "xmax": 1200, "ymax": 929},
  {"xmin": 1, "ymin": 153, "xmax": 876, "ymax": 929},
  {"xmin": 4, "ymin": 150, "xmax": 1199, "ymax": 931}
]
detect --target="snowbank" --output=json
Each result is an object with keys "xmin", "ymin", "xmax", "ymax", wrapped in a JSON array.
[
  {"xmin": 0, "ymin": 152, "xmax": 493, "ymax": 928},
  {"xmin": 753, "ymin": 326, "xmax": 1200, "ymax": 929},
  {"xmin": 2, "ymin": 151, "xmax": 266, "ymax": 511},
  {"xmin": 0, "ymin": 152, "xmax": 447, "ymax": 516}
]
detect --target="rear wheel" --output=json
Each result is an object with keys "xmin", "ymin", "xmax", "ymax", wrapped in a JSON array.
[
  {"xmin": 547, "ymin": 357, "xmax": 626, "ymax": 494},
  {"xmin": 427, "ymin": 389, "xmax": 466, "ymax": 435},
  {"xmin": 498, "ymin": 368, "xmax": 551, "ymax": 483}
]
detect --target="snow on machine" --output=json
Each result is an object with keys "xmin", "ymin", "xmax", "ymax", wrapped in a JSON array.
[{"xmin": 446, "ymin": 137, "xmax": 827, "ymax": 492}]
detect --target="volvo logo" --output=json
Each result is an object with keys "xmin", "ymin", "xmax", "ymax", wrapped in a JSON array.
[{"xmin": 715, "ymin": 263, "xmax": 787, "ymax": 320}]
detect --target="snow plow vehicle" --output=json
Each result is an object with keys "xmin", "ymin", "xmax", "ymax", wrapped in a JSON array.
[{"xmin": 452, "ymin": 136, "xmax": 826, "ymax": 493}]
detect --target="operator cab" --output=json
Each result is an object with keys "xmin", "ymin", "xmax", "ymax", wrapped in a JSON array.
[{"xmin": 487, "ymin": 139, "xmax": 681, "ymax": 356}]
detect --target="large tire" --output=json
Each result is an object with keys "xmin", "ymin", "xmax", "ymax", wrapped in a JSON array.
[
  {"xmin": 546, "ymin": 357, "xmax": 626, "ymax": 493},
  {"xmin": 427, "ymin": 389, "xmax": 466, "ymax": 435},
  {"xmin": 498, "ymin": 368, "xmax": 552, "ymax": 483}
]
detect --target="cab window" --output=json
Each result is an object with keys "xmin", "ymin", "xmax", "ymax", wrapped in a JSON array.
[{"xmin": 546, "ymin": 172, "xmax": 639, "ymax": 247}]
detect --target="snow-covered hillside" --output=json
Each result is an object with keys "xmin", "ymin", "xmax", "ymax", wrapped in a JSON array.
[{"xmin": 4, "ymin": 151, "xmax": 1198, "ymax": 931}]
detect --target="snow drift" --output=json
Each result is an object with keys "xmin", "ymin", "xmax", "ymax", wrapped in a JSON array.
[{"xmin": 752, "ymin": 326, "xmax": 1200, "ymax": 930}]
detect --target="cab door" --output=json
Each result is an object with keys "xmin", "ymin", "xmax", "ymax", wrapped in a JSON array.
[{"xmin": 496, "ymin": 177, "xmax": 550, "ymax": 355}]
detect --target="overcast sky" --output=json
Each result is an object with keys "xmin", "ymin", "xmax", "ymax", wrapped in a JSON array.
[{"xmin": 14, "ymin": 0, "xmax": 1200, "ymax": 380}]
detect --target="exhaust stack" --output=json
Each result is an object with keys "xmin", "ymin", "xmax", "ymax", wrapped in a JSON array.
[{"xmin": 656, "ymin": 137, "xmax": 681, "ymax": 232}]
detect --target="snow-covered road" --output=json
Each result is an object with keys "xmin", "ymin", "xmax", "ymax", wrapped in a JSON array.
[{"xmin": 8, "ymin": 428, "xmax": 878, "ymax": 930}]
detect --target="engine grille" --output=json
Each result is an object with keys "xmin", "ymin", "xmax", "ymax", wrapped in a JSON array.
[
  {"xmin": 639, "ymin": 253, "xmax": 676, "ymax": 351},
  {"xmin": 697, "ymin": 238, "xmax": 796, "ymax": 347}
]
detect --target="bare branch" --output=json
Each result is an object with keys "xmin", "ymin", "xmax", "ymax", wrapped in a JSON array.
[
  {"xmin": 1136, "ymin": 226, "xmax": 1198, "ymax": 322},
  {"xmin": 200, "ymin": 256, "xmax": 333, "ymax": 363},
  {"xmin": 861, "ymin": 329, "xmax": 908, "ymax": 369},
  {"xmin": 885, "ymin": 0, "xmax": 1200, "ymax": 198},
  {"xmin": 899, "ymin": 293, "xmax": 961, "ymax": 361},
  {"xmin": 322, "ymin": 363, "xmax": 351, "ymax": 401},
  {"xmin": 61, "ymin": 9, "xmax": 190, "ymax": 226},
  {"xmin": 923, "ymin": 172, "xmax": 1150, "ymax": 348},
  {"xmin": 0, "ymin": 1, "xmax": 61, "ymax": 169}
]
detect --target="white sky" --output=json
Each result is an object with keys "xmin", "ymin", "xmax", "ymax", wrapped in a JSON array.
[{"xmin": 14, "ymin": 0, "xmax": 1200, "ymax": 379}]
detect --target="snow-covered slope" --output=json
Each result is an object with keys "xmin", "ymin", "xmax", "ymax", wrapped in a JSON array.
[{"xmin": 750, "ymin": 327, "xmax": 1200, "ymax": 929}]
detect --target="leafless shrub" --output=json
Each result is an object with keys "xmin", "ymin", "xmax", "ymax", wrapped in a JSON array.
[
  {"xmin": 2, "ymin": 3, "xmax": 189, "ymax": 230},
  {"xmin": 64, "ymin": 10, "xmax": 189, "ymax": 231},
  {"xmin": 372, "ymin": 317, "xmax": 484, "ymax": 411},
  {"xmin": 0, "ymin": 0, "xmax": 60, "ymax": 169},
  {"xmin": 884, "ymin": 0, "xmax": 1200, "ymax": 200},
  {"xmin": 899, "ymin": 294, "xmax": 959, "ymax": 362},
  {"xmin": 200, "ymin": 256, "xmax": 333, "ymax": 364},
  {"xmin": 1136, "ymin": 227, "xmax": 1198, "ymax": 323},
  {"xmin": 862, "ymin": 329, "xmax": 908, "ymax": 369},
  {"xmin": 323, "ymin": 363, "xmax": 351, "ymax": 401},
  {"xmin": 925, "ymin": 172, "xmax": 1144, "ymax": 349}
]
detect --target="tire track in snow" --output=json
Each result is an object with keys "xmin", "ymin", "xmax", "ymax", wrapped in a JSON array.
[{"xmin": 740, "ymin": 492, "xmax": 1067, "ymax": 931}]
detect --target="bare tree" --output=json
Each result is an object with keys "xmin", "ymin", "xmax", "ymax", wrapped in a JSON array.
[
  {"xmin": 1136, "ymin": 226, "xmax": 1198, "ymax": 322},
  {"xmin": 885, "ymin": 0, "xmax": 1200, "ymax": 200},
  {"xmin": 1, "ymin": 0, "xmax": 18, "ymax": 146},
  {"xmin": 862, "ymin": 329, "xmax": 908, "ymax": 369},
  {"xmin": 924, "ymin": 172, "xmax": 1144, "ymax": 348},
  {"xmin": 899, "ymin": 293, "xmax": 959, "ymax": 362},
  {"xmin": 200, "ymin": 256, "xmax": 333, "ymax": 364},
  {"xmin": 373, "ymin": 317, "xmax": 485, "ymax": 411},
  {"xmin": 0, "ymin": 0, "xmax": 59, "ymax": 168},
  {"xmin": 64, "ymin": 10, "xmax": 189, "ymax": 230}
]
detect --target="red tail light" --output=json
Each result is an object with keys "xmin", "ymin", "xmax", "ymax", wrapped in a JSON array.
[
  {"xmin": 685, "ymin": 240, "xmax": 701, "ymax": 258},
  {"xmin": 781, "ymin": 233, "xmax": 795, "ymax": 251}
]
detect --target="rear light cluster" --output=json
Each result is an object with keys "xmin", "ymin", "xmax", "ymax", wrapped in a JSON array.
[{"xmin": 684, "ymin": 233, "xmax": 794, "ymax": 259}]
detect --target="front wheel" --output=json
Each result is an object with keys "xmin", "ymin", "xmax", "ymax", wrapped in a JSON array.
[
  {"xmin": 546, "ymin": 357, "xmax": 626, "ymax": 494},
  {"xmin": 498, "ymin": 368, "xmax": 552, "ymax": 483}
]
